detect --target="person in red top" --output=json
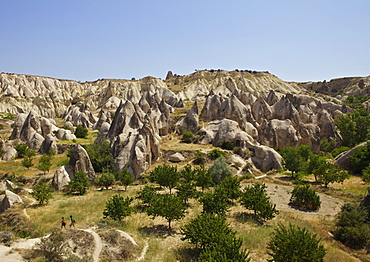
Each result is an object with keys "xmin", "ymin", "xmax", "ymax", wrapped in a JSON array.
[{"xmin": 61, "ymin": 217, "xmax": 66, "ymax": 230}]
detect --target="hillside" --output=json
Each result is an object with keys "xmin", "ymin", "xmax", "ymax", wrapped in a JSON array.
[{"xmin": 0, "ymin": 69, "xmax": 370, "ymax": 261}]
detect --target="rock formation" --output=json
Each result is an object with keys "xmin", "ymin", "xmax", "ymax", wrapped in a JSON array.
[{"xmin": 68, "ymin": 144, "xmax": 96, "ymax": 180}]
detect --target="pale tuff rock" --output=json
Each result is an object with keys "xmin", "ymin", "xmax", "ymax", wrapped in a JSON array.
[
  {"xmin": 0, "ymin": 190, "xmax": 23, "ymax": 212},
  {"xmin": 175, "ymin": 101, "xmax": 199, "ymax": 133},
  {"xmin": 247, "ymin": 143, "xmax": 283, "ymax": 172},
  {"xmin": 63, "ymin": 103, "xmax": 97, "ymax": 128},
  {"xmin": 52, "ymin": 165, "xmax": 71, "ymax": 190},
  {"xmin": 335, "ymin": 141, "xmax": 370, "ymax": 170},
  {"xmin": 95, "ymin": 122, "xmax": 111, "ymax": 143},
  {"xmin": 169, "ymin": 152, "xmax": 185, "ymax": 162},
  {"xmin": 1, "ymin": 147, "xmax": 17, "ymax": 161},
  {"xmin": 39, "ymin": 134, "xmax": 58, "ymax": 154},
  {"xmin": 28, "ymin": 132, "xmax": 45, "ymax": 150},
  {"xmin": 68, "ymin": 144, "xmax": 96, "ymax": 180},
  {"xmin": 19, "ymin": 110, "xmax": 41, "ymax": 142},
  {"xmin": 56, "ymin": 128, "xmax": 76, "ymax": 141},
  {"xmin": 9, "ymin": 113, "xmax": 27, "ymax": 140},
  {"xmin": 258, "ymin": 119, "xmax": 301, "ymax": 150}
]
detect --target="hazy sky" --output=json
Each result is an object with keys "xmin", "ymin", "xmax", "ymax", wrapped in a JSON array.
[{"xmin": 2, "ymin": 0, "xmax": 369, "ymax": 82}]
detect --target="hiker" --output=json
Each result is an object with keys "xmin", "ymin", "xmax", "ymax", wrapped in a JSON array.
[
  {"xmin": 70, "ymin": 215, "xmax": 76, "ymax": 228},
  {"xmin": 61, "ymin": 217, "xmax": 66, "ymax": 230}
]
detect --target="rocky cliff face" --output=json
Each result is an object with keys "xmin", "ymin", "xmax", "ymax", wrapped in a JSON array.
[{"xmin": 1, "ymin": 69, "xmax": 359, "ymax": 178}]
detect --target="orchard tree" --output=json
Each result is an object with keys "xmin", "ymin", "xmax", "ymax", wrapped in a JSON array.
[
  {"xmin": 85, "ymin": 141, "xmax": 114, "ymax": 173},
  {"xmin": 30, "ymin": 180, "xmax": 54, "ymax": 205},
  {"xmin": 136, "ymin": 185, "xmax": 157, "ymax": 206},
  {"xmin": 103, "ymin": 195, "xmax": 134, "ymax": 221},
  {"xmin": 319, "ymin": 166, "xmax": 349, "ymax": 187},
  {"xmin": 146, "ymin": 193, "xmax": 187, "ymax": 229},
  {"xmin": 195, "ymin": 165, "xmax": 213, "ymax": 191},
  {"xmin": 210, "ymin": 156, "xmax": 232, "ymax": 184},
  {"xmin": 181, "ymin": 213, "xmax": 250, "ymax": 261},
  {"xmin": 38, "ymin": 154, "xmax": 52, "ymax": 175},
  {"xmin": 114, "ymin": 168, "xmax": 134, "ymax": 191},
  {"xmin": 149, "ymin": 164, "xmax": 180, "ymax": 193},
  {"xmin": 200, "ymin": 190, "xmax": 229, "ymax": 215},
  {"xmin": 68, "ymin": 171, "xmax": 90, "ymax": 195},
  {"xmin": 240, "ymin": 182, "xmax": 278, "ymax": 221},
  {"xmin": 94, "ymin": 172, "xmax": 115, "ymax": 190},
  {"xmin": 280, "ymin": 147, "xmax": 307, "ymax": 177},
  {"xmin": 268, "ymin": 223, "xmax": 326, "ymax": 262},
  {"xmin": 22, "ymin": 156, "xmax": 34, "ymax": 169},
  {"xmin": 216, "ymin": 176, "xmax": 241, "ymax": 202}
]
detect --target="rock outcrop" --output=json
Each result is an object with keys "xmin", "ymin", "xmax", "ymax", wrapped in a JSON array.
[
  {"xmin": 0, "ymin": 190, "xmax": 23, "ymax": 212},
  {"xmin": 68, "ymin": 144, "xmax": 96, "ymax": 180},
  {"xmin": 52, "ymin": 166, "xmax": 71, "ymax": 190}
]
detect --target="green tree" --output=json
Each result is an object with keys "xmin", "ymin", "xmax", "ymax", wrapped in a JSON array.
[
  {"xmin": 334, "ymin": 203, "xmax": 370, "ymax": 249},
  {"xmin": 208, "ymin": 148, "xmax": 225, "ymax": 160},
  {"xmin": 146, "ymin": 193, "xmax": 187, "ymax": 229},
  {"xmin": 30, "ymin": 180, "xmax": 54, "ymax": 205},
  {"xmin": 103, "ymin": 194, "xmax": 134, "ymax": 221},
  {"xmin": 38, "ymin": 154, "xmax": 52, "ymax": 175},
  {"xmin": 15, "ymin": 143, "xmax": 29, "ymax": 158},
  {"xmin": 148, "ymin": 164, "xmax": 180, "ymax": 193},
  {"xmin": 210, "ymin": 156, "xmax": 232, "ymax": 184},
  {"xmin": 216, "ymin": 176, "xmax": 241, "ymax": 202},
  {"xmin": 280, "ymin": 147, "xmax": 306, "ymax": 177},
  {"xmin": 68, "ymin": 171, "xmax": 90, "ymax": 195},
  {"xmin": 181, "ymin": 130, "xmax": 194, "ymax": 143},
  {"xmin": 85, "ymin": 141, "xmax": 114, "ymax": 173},
  {"xmin": 75, "ymin": 125, "xmax": 88, "ymax": 138},
  {"xmin": 181, "ymin": 213, "xmax": 250, "ymax": 261},
  {"xmin": 306, "ymin": 154, "xmax": 329, "ymax": 182},
  {"xmin": 114, "ymin": 168, "xmax": 134, "ymax": 191},
  {"xmin": 94, "ymin": 172, "xmax": 115, "ymax": 190},
  {"xmin": 136, "ymin": 185, "xmax": 157, "ymax": 206},
  {"xmin": 181, "ymin": 213, "xmax": 234, "ymax": 249},
  {"xmin": 240, "ymin": 182, "xmax": 278, "ymax": 221},
  {"xmin": 200, "ymin": 190, "xmax": 229, "ymax": 215},
  {"xmin": 193, "ymin": 150, "xmax": 207, "ymax": 165},
  {"xmin": 319, "ymin": 166, "xmax": 349, "ymax": 187},
  {"xmin": 289, "ymin": 185, "xmax": 321, "ymax": 211},
  {"xmin": 268, "ymin": 223, "xmax": 326, "ymax": 262},
  {"xmin": 176, "ymin": 181, "xmax": 197, "ymax": 205},
  {"xmin": 194, "ymin": 165, "xmax": 213, "ymax": 191},
  {"xmin": 335, "ymin": 108, "xmax": 370, "ymax": 147},
  {"xmin": 362, "ymin": 165, "xmax": 370, "ymax": 183},
  {"xmin": 350, "ymin": 142, "xmax": 370, "ymax": 175},
  {"xmin": 22, "ymin": 156, "xmax": 34, "ymax": 169},
  {"xmin": 320, "ymin": 137, "xmax": 337, "ymax": 153}
]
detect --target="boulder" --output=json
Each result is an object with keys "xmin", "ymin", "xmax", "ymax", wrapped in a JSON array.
[
  {"xmin": 247, "ymin": 142, "xmax": 283, "ymax": 172},
  {"xmin": 0, "ymin": 190, "xmax": 23, "ymax": 212},
  {"xmin": 28, "ymin": 132, "xmax": 45, "ymax": 150},
  {"xmin": 175, "ymin": 101, "xmax": 199, "ymax": 133},
  {"xmin": 2, "ymin": 147, "xmax": 17, "ymax": 161},
  {"xmin": 169, "ymin": 152, "xmax": 185, "ymax": 162},
  {"xmin": 9, "ymin": 113, "xmax": 27, "ymax": 140},
  {"xmin": 39, "ymin": 134, "xmax": 58, "ymax": 154},
  {"xmin": 335, "ymin": 141, "xmax": 369, "ymax": 170},
  {"xmin": 68, "ymin": 144, "xmax": 96, "ymax": 180},
  {"xmin": 52, "ymin": 166, "xmax": 71, "ymax": 190}
]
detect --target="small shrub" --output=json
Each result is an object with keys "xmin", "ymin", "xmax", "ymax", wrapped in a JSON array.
[
  {"xmin": 103, "ymin": 195, "xmax": 134, "ymax": 221},
  {"xmin": 181, "ymin": 130, "xmax": 194, "ymax": 143},
  {"xmin": 362, "ymin": 165, "xmax": 370, "ymax": 183},
  {"xmin": 193, "ymin": 150, "xmax": 206, "ymax": 165},
  {"xmin": 75, "ymin": 125, "xmax": 88, "ymax": 139},
  {"xmin": 208, "ymin": 149, "xmax": 225, "ymax": 160},
  {"xmin": 289, "ymin": 185, "xmax": 321, "ymax": 211}
]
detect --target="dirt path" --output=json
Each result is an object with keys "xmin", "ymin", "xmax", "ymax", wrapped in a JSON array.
[
  {"xmin": 83, "ymin": 229, "xmax": 103, "ymax": 262},
  {"xmin": 265, "ymin": 183, "xmax": 343, "ymax": 219}
]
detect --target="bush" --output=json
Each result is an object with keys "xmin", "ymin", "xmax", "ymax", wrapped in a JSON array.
[
  {"xmin": 362, "ymin": 165, "xmax": 370, "ymax": 183},
  {"xmin": 200, "ymin": 190, "xmax": 229, "ymax": 215},
  {"xmin": 208, "ymin": 149, "xmax": 225, "ymax": 160},
  {"xmin": 289, "ymin": 185, "xmax": 321, "ymax": 211},
  {"xmin": 210, "ymin": 157, "xmax": 232, "ymax": 185},
  {"xmin": 240, "ymin": 182, "xmax": 278, "ymax": 221},
  {"xmin": 268, "ymin": 223, "xmax": 326, "ymax": 262},
  {"xmin": 193, "ymin": 150, "xmax": 207, "ymax": 165},
  {"xmin": 30, "ymin": 180, "xmax": 54, "ymax": 205},
  {"xmin": 37, "ymin": 154, "xmax": 53, "ymax": 175},
  {"xmin": 85, "ymin": 141, "xmax": 114, "ymax": 172},
  {"xmin": 15, "ymin": 143, "xmax": 29, "ymax": 158},
  {"xmin": 103, "ymin": 195, "xmax": 134, "ymax": 221},
  {"xmin": 68, "ymin": 171, "xmax": 90, "ymax": 195},
  {"xmin": 334, "ymin": 203, "xmax": 370, "ymax": 249},
  {"xmin": 35, "ymin": 230, "xmax": 70, "ymax": 262},
  {"xmin": 74, "ymin": 125, "xmax": 88, "ymax": 138},
  {"xmin": 350, "ymin": 142, "xmax": 370, "ymax": 175},
  {"xmin": 181, "ymin": 130, "xmax": 194, "ymax": 143},
  {"xmin": 94, "ymin": 172, "xmax": 116, "ymax": 190}
]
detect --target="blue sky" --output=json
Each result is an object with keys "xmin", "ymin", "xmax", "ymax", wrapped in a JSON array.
[{"xmin": 2, "ymin": 0, "xmax": 369, "ymax": 82}]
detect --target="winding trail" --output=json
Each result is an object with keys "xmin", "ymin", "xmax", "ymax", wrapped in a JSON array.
[
  {"xmin": 83, "ymin": 228, "xmax": 103, "ymax": 262},
  {"xmin": 136, "ymin": 240, "xmax": 149, "ymax": 261}
]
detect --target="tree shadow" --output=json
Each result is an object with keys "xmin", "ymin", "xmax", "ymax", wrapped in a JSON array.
[
  {"xmin": 175, "ymin": 246, "xmax": 201, "ymax": 262},
  {"xmin": 287, "ymin": 203, "xmax": 319, "ymax": 213},
  {"xmin": 233, "ymin": 212, "xmax": 264, "ymax": 225},
  {"xmin": 138, "ymin": 224, "xmax": 176, "ymax": 238}
]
